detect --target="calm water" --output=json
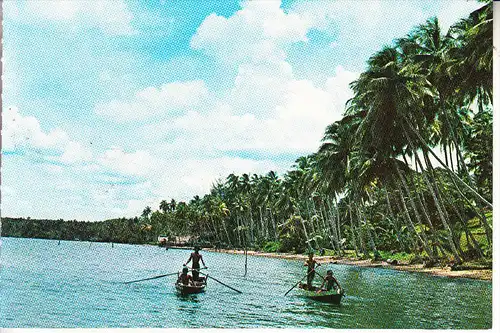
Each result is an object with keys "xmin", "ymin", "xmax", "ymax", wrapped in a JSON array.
[{"xmin": 0, "ymin": 237, "xmax": 492, "ymax": 328}]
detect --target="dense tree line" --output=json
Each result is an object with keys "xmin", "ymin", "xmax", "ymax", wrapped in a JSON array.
[
  {"xmin": 2, "ymin": 216, "xmax": 176, "ymax": 245},
  {"xmin": 2, "ymin": 2, "xmax": 492, "ymax": 265}
]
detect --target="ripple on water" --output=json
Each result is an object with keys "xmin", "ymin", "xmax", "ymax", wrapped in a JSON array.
[{"xmin": 0, "ymin": 238, "xmax": 492, "ymax": 328}]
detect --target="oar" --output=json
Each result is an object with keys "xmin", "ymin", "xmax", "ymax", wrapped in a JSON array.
[
  {"xmin": 123, "ymin": 272, "xmax": 178, "ymax": 284},
  {"xmin": 315, "ymin": 271, "xmax": 326, "ymax": 281},
  {"xmin": 199, "ymin": 272, "xmax": 242, "ymax": 294},
  {"xmin": 188, "ymin": 267, "xmax": 208, "ymax": 273},
  {"xmin": 284, "ymin": 272, "xmax": 310, "ymax": 296}
]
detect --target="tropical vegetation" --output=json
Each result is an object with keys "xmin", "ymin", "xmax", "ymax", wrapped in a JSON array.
[{"xmin": 3, "ymin": 2, "xmax": 492, "ymax": 266}]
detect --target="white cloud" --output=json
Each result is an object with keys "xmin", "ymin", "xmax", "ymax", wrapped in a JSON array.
[
  {"xmin": 191, "ymin": 0, "xmax": 310, "ymax": 65},
  {"xmin": 95, "ymin": 80, "xmax": 209, "ymax": 121},
  {"xmin": 3, "ymin": 106, "xmax": 65, "ymax": 151},
  {"xmin": 97, "ymin": 147, "xmax": 156, "ymax": 177},
  {"xmin": 141, "ymin": 65, "xmax": 357, "ymax": 155},
  {"xmin": 2, "ymin": 106, "xmax": 93, "ymax": 164},
  {"xmin": 60, "ymin": 141, "xmax": 93, "ymax": 164},
  {"xmin": 6, "ymin": 0, "xmax": 135, "ymax": 35}
]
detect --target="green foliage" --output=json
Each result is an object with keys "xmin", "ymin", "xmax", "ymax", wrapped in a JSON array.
[
  {"xmin": 3, "ymin": 4, "xmax": 492, "ymax": 266},
  {"xmin": 262, "ymin": 241, "xmax": 281, "ymax": 253}
]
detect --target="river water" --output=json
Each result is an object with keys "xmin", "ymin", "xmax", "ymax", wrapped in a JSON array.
[{"xmin": 0, "ymin": 237, "xmax": 492, "ymax": 328}]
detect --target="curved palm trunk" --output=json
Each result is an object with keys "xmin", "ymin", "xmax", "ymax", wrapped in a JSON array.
[
  {"xmin": 403, "ymin": 125, "xmax": 465, "ymax": 262},
  {"xmin": 358, "ymin": 202, "xmax": 380, "ymax": 259},
  {"xmin": 322, "ymin": 200, "xmax": 339, "ymax": 254},
  {"xmin": 268, "ymin": 207, "xmax": 278, "ymax": 241},
  {"xmin": 326, "ymin": 204, "xmax": 341, "ymax": 255},
  {"xmin": 348, "ymin": 201, "xmax": 360, "ymax": 258},
  {"xmin": 353, "ymin": 202, "xmax": 369, "ymax": 258},
  {"xmin": 444, "ymin": 170, "xmax": 492, "ymax": 246},
  {"xmin": 393, "ymin": 161, "xmax": 436, "ymax": 260},
  {"xmin": 419, "ymin": 151, "xmax": 463, "ymax": 264},
  {"xmin": 333, "ymin": 196, "xmax": 345, "ymax": 254},
  {"xmin": 259, "ymin": 206, "xmax": 267, "ymax": 240},
  {"xmin": 222, "ymin": 219, "xmax": 233, "ymax": 247},
  {"xmin": 384, "ymin": 188, "xmax": 406, "ymax": 252},
  {"xmin": 404, "ymin": 117, "xmax": 492, "ymax": 208},
  {"xmin": 236, "ymin": 216, "xmax": 243, "ymax": 248}
]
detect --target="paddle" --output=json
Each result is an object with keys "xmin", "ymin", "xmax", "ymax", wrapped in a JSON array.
[
  {"xmin": 199, "ymin": 272, "xmax": 242, "ymax": 294},
  {"xmin": 284, "ymin": 272, "xmax": 309, "ymax": 296},
  {"xmin": 123, "ymin": 272, "xmax": 179, "ymax": 284}
]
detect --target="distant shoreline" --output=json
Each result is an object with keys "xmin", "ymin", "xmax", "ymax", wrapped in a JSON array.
[
  {"xmin": 203, "ymin": 248, "xmax": 492, "ymax": 281},
  {"xmin": 3, "ymin": 237, "xmax": 491, "ymax": 281}
]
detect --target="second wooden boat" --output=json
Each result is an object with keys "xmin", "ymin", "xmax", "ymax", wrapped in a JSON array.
[{"xmin": 297, "ymin": 283, "xmax": 344, "ymax": 304}]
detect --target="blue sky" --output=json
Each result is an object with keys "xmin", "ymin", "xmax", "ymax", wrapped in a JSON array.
[{"xmin": 1, "ymin": 0, "xmax": 482, "ymax": 220}]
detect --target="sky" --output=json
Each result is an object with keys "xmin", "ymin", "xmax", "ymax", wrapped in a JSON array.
[{"xmin": 1, "ymin": 0, "xmax": 483, "ymax": 221}]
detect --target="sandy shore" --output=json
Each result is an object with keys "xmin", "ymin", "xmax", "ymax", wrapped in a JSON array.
[{"xmin": 204, "ymin": 248, "xmax": 492, "ymax": 281}]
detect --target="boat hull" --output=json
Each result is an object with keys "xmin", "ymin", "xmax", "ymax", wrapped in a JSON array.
[
  {"xmin": 298, "ymin": 283, "xmax": 344, "ymax": 304},
  {"xmin": 305, "ymin": 292, "xmax": 343, "ymax": 304},
  {"xmin": 175, "ymin": 282, "xmax": 206, "ymax": 295}
]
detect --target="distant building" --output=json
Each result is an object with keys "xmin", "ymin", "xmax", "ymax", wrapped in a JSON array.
[
  {"xmin": 174, "ymin": 235, "xmax": 191, "ymax": 244},
  {"xmin": 157, "ymin": 235, "xmax": 169, "ymax": 243},
  {"xmin": 157, "ymin": 235, "xmax": 197, "ymax": 246}
]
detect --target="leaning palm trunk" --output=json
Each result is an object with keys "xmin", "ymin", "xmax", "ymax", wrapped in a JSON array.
[
  {"xmin": 236, "ymin": 216, "xmax": 243, "ymax": 247},
  {"xmin": 393, "ymin": 161, "xmax": 436, "ymax": 260},
  {"xmin": 248, "ymin": 210, "xmax": 255, "ymax": 245},
  {"xmin": 395, "ymin": 186, "xmax": 429, "ymax": 255},
  {"xmin": 348, "ymin": 202, "xmax": 360, "ymax": 258},
  {"xmin": 403, "ymin": 126, "xmax": 464, "ymax": 263},
  {"xmin": 384, "ymin": 188, "xmax": 406, "ymax": 252},
  {"xmin": 440, "ymin": 101, "xmax": 475, "ymax": 187},
  {"xmin": 323, "ymin": 200, "xmax": 341, "ymax": 254},
  {"xmin": 438, "ymin": 184, "xmax": 485, "ymax": 259},
  {"xmin": 222, "ymin": 219, "xmax": 233, "ymax": 248},
  {"xmin": 322, "ymin": 203, "xmax": 338, "ymax": 254},
  {"xmin": 334, "ymin": 196, "xmax": 345, "ymax": 254},
  {"xmin": 358, "ymin": 203, "xmax": 380, "ymax": 259},
  {"xmin": 418, "ymin": 150, "xmax": 463, "ymax": 264},
  {"xmin": 444, "ymin": 171, "xmax": 492, "ymax": 246},
  {"xmin": 404, "ymin": 117, "xmax": 492, "ymax": 208},
  {"xmin": 353, "ymin": 202, "xmax": 369, "ymax": 258},
  {"xmin": 268, "ymin": 207, "xmax": 278, "ymax": 241},
  {"xmin": 327, "ymin": 206, "xmax": 342, "ymax": 255},
  {"xmin": 259, "ymin": 206, "xmax": 267, "ymax": 240},
  {"xmin": 393, "ymin": 192, "xmax": 419, "ymax": 254}
]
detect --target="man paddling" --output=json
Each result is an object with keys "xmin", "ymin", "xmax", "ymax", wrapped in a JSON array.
[
  {"xmin": 304, "ymin": 250, "xmax": 321, "ymax": 290},
  {"xmin": 185, "ymin": 246, "xmax": 207, "ymax": 281}
]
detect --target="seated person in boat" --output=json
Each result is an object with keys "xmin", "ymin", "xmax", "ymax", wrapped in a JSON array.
[
  {"xmin": 317, "ymin": 270, "xmax": 341, "ymax": 293},
  {"xmin": 177, "ymin": 266, "xmax": 194, "ymax": 286},
  {"xmin": 304, "ymin": 251, "xmax": 321, "ymax": 290},
  {"xmin": 185, "ymin": 246, "xmax": 207, "ymax": 282}
]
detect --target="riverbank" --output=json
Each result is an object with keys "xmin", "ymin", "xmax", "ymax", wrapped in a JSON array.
[{"xmin": 203, "ymin": 248, "xmax": 492, "ymax": 281}]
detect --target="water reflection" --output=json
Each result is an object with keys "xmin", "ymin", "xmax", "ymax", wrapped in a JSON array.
[{"xmin": 0, "ymin": 237, "xmax": 492, "ymax": 329}]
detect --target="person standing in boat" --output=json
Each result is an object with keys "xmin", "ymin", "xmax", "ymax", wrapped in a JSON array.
[
  {"xmin": 317, "ymin": 270, "xmax": 342, "ymax": 293},
  {"xmin": 304, "ymin": 251, "xmax": 321, "ymax": 290},
  {"xmin": 185, "ymin": 246, "xmax": 207, "ymax": 281}
]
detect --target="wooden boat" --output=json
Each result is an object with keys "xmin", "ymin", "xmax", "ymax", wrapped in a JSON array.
[
  {"xmin": 297, "ymin": 283, "xmax": 344, "ymax": 304},
  {"xmin": 175, "ymin": 278, "xmax": 207, "ymax": 295}
]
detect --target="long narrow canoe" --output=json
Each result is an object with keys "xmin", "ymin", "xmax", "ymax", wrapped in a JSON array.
[{"xmin": 298, "ymin": 283, "xmax": 344, "ymax": 304}]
